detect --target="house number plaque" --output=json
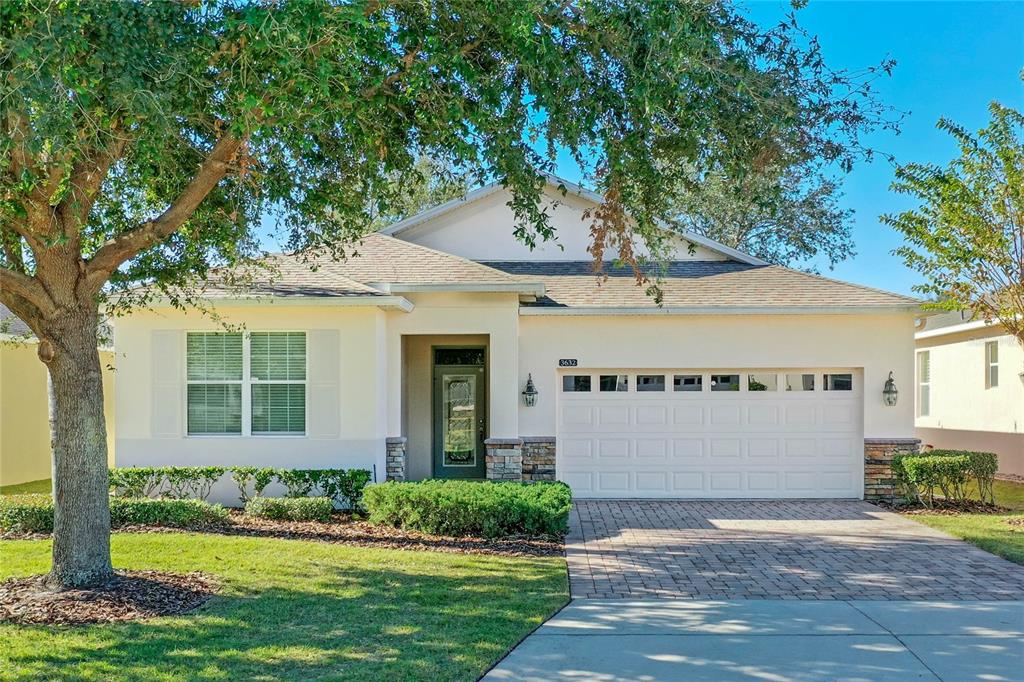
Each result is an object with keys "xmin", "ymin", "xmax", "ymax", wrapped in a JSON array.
[{"xmin": 558, "ymin": 359, "xmax": 578, "ymax": 367}]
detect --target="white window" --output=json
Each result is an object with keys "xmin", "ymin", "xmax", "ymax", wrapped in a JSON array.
[
  {"xmin": 917, "ymin": 351, "xmax": 930, "ymax": 417},
  {"xmin": 636, "ymin": 375, "xmax": 666, "ymax": 392},
  {"xmin": 985, "ymin": 341, "xmax": 999, "ymax": 388},
  {"xmin": 748, "ymin": 373, "xmax": 778, "ymax": 392},
  {"xmin": 785, "ymin": 373, "xmax": 815, "ymax": 391},
  {"xmin": 823, "ymin": 373, "xmax": 853, "ymax": 391},
  {"xmin": 187, "ymin": 331, "xmax": 306, "ymax": 436},
  {"xmin": 562, "ymin": 375, "xmax": 591, "ymax": 392}
]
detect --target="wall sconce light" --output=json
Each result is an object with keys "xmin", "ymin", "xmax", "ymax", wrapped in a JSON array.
[
  {"xmin": 522, "ymin": 373, "xmax": 538, "ymax": 407},
  {"xmin": 882, "ymin": 371, "xmax": 898, "ymax": 406}
]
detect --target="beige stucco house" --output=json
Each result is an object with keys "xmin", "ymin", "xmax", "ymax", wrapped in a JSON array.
[
  {"xmin": 113, "ymin": 177, "xmax": 922, "ymax": 503},
  {"xmin": 915, "ymin": 311, "xmax": 1023, "ymax": 476}
]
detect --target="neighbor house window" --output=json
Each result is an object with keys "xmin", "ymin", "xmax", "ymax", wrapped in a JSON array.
[
  {"xmin": 985, "ymin": 341, "xmax": 999, "ymax": 388},
  {"xmin": 674, "ymin": 375, "xmax": 702, "ymax": 391},
  {"xmin": 636, "ymin": 375, "xmax": 666, "ymax": 392},
  {"xmin": 187, "ymin": 331, "xmax": 306, "ymax": 436},
  {"xmin": 917, "ymin": 351, "xmax": 930, "ymax": 417},
  {"xmin": 823, "ymin": 373, "xmax": 853, "ymax": 391},
  {"xmin": 785, "ymin": 374, "xmax": 815, "ymax": 391},
  {"xmin": 748, "ymin": 373, "xmax": 778, "ymax": 391},
  {"xmin": 599, "ymin": 375, "xmax": 628, "ymax": 392},
  {"xmin": 710, "ymin": 374, "xmax": 740, "ymax": 391},
  {"xmin": 562, "ymin": 375, "xmax": 592, "ymax": 392}
]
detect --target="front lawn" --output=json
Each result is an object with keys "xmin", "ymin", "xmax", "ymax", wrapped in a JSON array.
[
  {"xmin": 0, "ymin": 479, "xmax": 50, "ymax": 496},
  {"xmin": 0, "ymin": 533, "xmax": 568, "ymax": 681},
  {"xmin": 907, "ymin": 477, "xmax": 1024, "ymax": 567}
]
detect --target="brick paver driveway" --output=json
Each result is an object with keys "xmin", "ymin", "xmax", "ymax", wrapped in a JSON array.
[{"xmin": 567, "ymin": 500, "xmax": 1024, "ymax": 600}]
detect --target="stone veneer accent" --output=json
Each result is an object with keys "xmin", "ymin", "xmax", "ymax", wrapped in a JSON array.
[
  {"xmin": 385, "ymin": 437, "xmax": 407, "ymax": 482},
  {"xmin": 522, "ymin": 437, "xmax": 556, "ymax": 481},
  {"xmin": 484, "ymin": 438, "xmax": 523, "ymax": 481},
  {"xmin": 864, "ymin": 438, "xmax": 920, "ymax": 501}
]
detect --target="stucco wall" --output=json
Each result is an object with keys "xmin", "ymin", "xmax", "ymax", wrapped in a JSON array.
[
  {"xmin": 915, "ymin": 329, "xmax": 1022, "ymax": 435},
  {"xmin": 396, "ymin": 186, "xmax": 726, "ymax": 262},
  {"xmin": 113, "ymin": 304, "xmax": 388, "ymax": 504},
  {"xmin": 516, "ymin": 312, "xmax": 918, "ymax": 439},
  {"xmin": 0, "ymin": 342, "xmax": 115, "ymax": 486},
  {"xmin": 916, "ymin": 427, "xmax": 1023, "ymax": 477}
]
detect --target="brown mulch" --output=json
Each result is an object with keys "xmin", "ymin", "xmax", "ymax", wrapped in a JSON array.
[
  {"xmin": 1006, "ymin": 518, "xmax": 1024, "ymax": 528},
  {"xmin": 0, "ymin": 570, "xmax": 217, "ymax": 625},
  {"xmin": 877, "ymin": 499, "xmax": 1009, "ymax": 516},
  {"xmin": 112, "ymin": 511, "xmax": 564, "ymax": 557}
]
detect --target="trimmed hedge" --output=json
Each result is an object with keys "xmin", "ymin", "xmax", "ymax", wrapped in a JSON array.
[
  {"xmin": 245, "ymin": 496, "xmax": 334, "ymax": 522},
  {"xmin": 108, "ymin": 466, "xmax": 226, "ymax": 501},
  {"xmin": 893, "ymin": 449, "xmax": 998, "ymax": 506},
  {"xmin": 362, "ymin": 480, "xmax": 573, "ymax": 538},
  {"xmin": 0, "ymin": 495, "xmax": 228, "ymax": 534}
]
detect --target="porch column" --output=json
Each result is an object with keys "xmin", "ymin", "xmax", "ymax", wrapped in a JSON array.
[{"xmin": 485, "ymin": 438, "xmax": 523, "ymax": 481}]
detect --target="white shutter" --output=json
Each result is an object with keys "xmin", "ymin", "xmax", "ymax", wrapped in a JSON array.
[
  {"xmin": 307, "ymin": 329, "xmax": 340, "ymax": 438},
  {"xmin": 151, "ymin": 330, "xmax": 182, "ymax": 437}
]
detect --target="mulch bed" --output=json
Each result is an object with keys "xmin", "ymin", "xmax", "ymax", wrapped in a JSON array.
[
  {"xmin": 1006, "ymin": 518, "xmax": 1024, "ymax": 528},
  {"xmin": 115, "ymin": 511, "xmax": 564, "ymax": 557},
  {"xmin": 0, "ymin": 570, "xmax": 217, "ymax": 625},
  {"xmin": 876, "ymin": 499, "xmax": 1009, "ymax": 515}
]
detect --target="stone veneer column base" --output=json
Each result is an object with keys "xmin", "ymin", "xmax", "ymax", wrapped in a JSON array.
[
  {"xmin": 522, "ymin": 437, "xmax": 556, "ymax": 481},
  {"xmin": 485, "ymin": 438, "xmax": 523, "ymax": 481},
  {"xmin": 864, "ymin": 438, "xmax": 920, "ymax": 501},
  {"xmin": 385, "ymin": 437, "xmax": 407, "ymax": 482}
]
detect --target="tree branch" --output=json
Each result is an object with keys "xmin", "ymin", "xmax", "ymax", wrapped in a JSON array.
[
  {"xmin": 0, "ymin": 267, "xmax": 56, "ymax": 317},
  {"xmin": 58, "ymin": 133, "xmax": 128, "ymax": 240},
  {"xmin": 84, "ymin": 134, "xmax": 244, "ymax": 291}
]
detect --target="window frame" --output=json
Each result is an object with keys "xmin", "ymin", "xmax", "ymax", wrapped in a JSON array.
[
  {"xmin": 985, "ymin": 341, "xmax": 999, "ymax": 389},
  {"xmin": 185, "ymin": 330, "xmax": 308, "ymax": 438},
  {"xmin": 917, "ymin": 351, "xmax": 930, "ymax": 417}
]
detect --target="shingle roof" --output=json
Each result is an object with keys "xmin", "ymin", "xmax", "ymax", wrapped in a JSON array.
[
  {"xmin": 920, "ymin": 309, "xmax": 976, "ymax": 330},
  {"xmin": 481, "ymin": 261, "xmax": 920, "ymax": 309},
  {"xmin": 0, "ymin": 304, "xmax": 31, "ymax": 335}
]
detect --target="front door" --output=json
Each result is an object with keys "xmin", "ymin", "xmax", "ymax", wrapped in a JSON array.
[{"xmin": 432, "ymin": 347, "xmax": 487, "ymax": 479}]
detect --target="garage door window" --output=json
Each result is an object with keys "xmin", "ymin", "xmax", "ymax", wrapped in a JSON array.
[
  {"xmin": 599, "ymin": 375, "xmax": 629, "ymax": 392},
  {"xmin": 823, "ymin": 373, "xmax": 853, "ymax": 391},
  {"xmin": 636, "ymin": 375, "xmax": 666, "ymax": 392},
  {"xmin": 748, "ymin": 373, "xmax": 778, "ymax": 391},
  {"xmin": 710, "ymin": 374, "xmax": 740, "ymax": 391},
  {"xmin": 785, "ymin": 373, "xmax": 815, "ymax": 391},
  {"xmin": 674, "ymin": 374, "xmax": 702, "ymax": 391},
  {"xmin": 562, "ymin": 375, "xmax": 592, "ymax": 392}
]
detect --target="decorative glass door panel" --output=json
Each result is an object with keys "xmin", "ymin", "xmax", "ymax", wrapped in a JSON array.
[{"xmin": 432, "ymin": 350, "xmax": 486, "ymax": 479}]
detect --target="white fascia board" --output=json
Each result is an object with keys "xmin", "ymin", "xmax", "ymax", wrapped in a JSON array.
[
  {"xmin": 377, "ymin": 282, "xmax": 546, "ymax": 296},
  {"xmin": 378, "ymin": 184, "xmax": 506, "ymax": 236},
  {"xmin": 137, "ymin": 295, "xmax": 415, "ymax": 312},
  {"xmin": 915, "ymin": 319, "xmax": 1002, "ymax": 339},
  {"xmin": 520, "ymin": 304, "xmax": 923, "ymax": 316}
]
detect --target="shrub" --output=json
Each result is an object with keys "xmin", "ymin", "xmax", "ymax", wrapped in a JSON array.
[
  {"xmin": 893, "ymin": 450, "xmax": 998, "ymax": 506},
  {"xmin": 110, "ymin": 497, "xmax": 228, "ymax": 527},
  {"xmin": 319, "ymin": 469, "xmax": 373, "ymax": 511},
  {"xmin": 276, "ymin": 469, "xmax": 318, "ymax": 498},
  {"xmin": 230, "ymin": 466, "xmax": 277, "ymax": 504},
  {"xmin": 245, "ymin": 496, "xmax": 334, "ymax": 522},
  {"xmin": 362, "ymin": 480, "xmax": 573, "ymax": 538},
  {"xmin": 0, "ymin": 494, "xmax": 54, "ymax": 533},
  {"xmin": 108, "ymin": 466, "xmax": 226, "ymax": 500},
  {"xmin": 0, "ymin": 495, "xmax": 227, "ymax": 534},
  {"xmin": 108, "ymin": 467, "xmax": 164, "ymax": 498}
]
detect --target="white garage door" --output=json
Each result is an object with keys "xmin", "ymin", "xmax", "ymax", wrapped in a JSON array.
[{"xmin": 557, "ymin": 369, "xmax": 863, "ymax": 499}]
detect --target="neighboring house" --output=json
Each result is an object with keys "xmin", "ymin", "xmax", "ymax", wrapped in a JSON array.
[
  {"xmin": 113, "ymin": 176, "xmax": 921, "ymax": 502},
  {"xmin": 0, "ymin": 305, "xmax": 116, "ymax": 486},
  {"xmin": 915, "ymin": 311, "xmax": 1023, "ymax": 476}
]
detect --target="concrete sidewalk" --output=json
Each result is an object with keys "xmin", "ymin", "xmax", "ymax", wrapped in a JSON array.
[{"xmin": 484, "ymin": 599, "xmax": 1024, "ymax": 681}]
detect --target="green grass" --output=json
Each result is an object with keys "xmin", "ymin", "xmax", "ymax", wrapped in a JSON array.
[
  {"xmin": 0, "ymin": 479, "xmax": 50, "ymax": 496},
  {"xmin": 0, "ymin": 533, "xmax": 568, "ymax": 681},
  {"xmin": 908, "ymin": 477, "xmax": 1024, "ymax": 567}
]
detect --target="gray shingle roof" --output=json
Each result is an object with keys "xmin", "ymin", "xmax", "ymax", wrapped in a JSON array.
[
  {"xmin": 0, "ymin": 304, "xmax": 31, "ymax": 335},
  {"xmin": 481, "ymin": 261, "xmax": 920, "ymax": 309},
  {"xmin": 920, "ymin": 309, "xmax": 977, "ymax": 330}
]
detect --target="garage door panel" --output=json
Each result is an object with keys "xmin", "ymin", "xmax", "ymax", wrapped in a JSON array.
[{"xmin": 558, "ymin": 369, "xmax": 862, "ymax": 499}]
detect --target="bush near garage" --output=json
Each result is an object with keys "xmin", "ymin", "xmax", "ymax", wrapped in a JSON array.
[
  {"xmin": 244, "ymin": 496, "xmax": 334, "ymax": 522},
  {"xmin": 0, "ymin": 495, "xmax": 227, "ymax": 534},
  {"xmin": 892, "ymin": 450, "xmax": 998, "ymax": 507},
  {"xmin": 362, "ymin": 480, "xmax": 573, "ymax": 539}
]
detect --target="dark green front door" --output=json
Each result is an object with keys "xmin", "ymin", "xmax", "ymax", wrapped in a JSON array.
[{"xmin": 432, "ymin": 348, "xmax": 486, "ymax": 479}]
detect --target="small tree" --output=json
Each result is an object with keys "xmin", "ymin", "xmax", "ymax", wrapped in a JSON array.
[
  {"xmin": 1, "ymin": 0, "xmax": 891, "ymax": 589},
  {"xmin": 884, "ymin": 98, "xmax": 1024, "ymax": 344}
]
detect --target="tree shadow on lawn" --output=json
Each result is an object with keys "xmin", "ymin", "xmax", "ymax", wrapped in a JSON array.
[{"xmin": 3, "ymin": 558, "xmax": 568, "ymax": 682}]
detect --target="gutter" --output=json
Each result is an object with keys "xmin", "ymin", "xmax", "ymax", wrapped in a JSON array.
[
  {"xmin": 915, "ymin": 319, "xmax": 1001, "ymax": 339},
  {"xmin": 369, "ymin": 282, "xmax": 546, "ymax": 296},
  {"xmin": 134, "ymin": 295, "xmax": 415, "ymax": 312},
  {"xmin": 519, "ymin": 305, "xmax": 925, "ymax": 316}
]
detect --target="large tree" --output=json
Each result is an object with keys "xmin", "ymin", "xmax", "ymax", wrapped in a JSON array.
[
  {"xmin": 884, "ymin": 98, "xmax": 1023, "ymax": 344},
  {"xmin": 1, "ymin": 0, "xmax": 890, "ymax": 588}
]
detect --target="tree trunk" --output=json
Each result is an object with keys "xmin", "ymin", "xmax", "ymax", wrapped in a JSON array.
[{"xmin": 42, "ymin": 307, "xmax": 113, "ymax": 589}]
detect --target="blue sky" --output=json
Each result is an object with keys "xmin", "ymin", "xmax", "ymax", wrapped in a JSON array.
[{"xmin": 551, "ymin": 1, "xmax": 1021, "ymax": 296}]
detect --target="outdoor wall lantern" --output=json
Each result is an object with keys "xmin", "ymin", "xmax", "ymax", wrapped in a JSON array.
[
  {"xmin": 522, "ymin": 373, "xmax": 538, "ymax": 407},
  {"xmin": 882, "ymin": 371, "xmax": 898, "ymax": 406}
]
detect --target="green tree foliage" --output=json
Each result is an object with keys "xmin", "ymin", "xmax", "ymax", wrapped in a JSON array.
[
  {"xmin": 884, "ymin": 97, "xmax": 1024, "ymax": 344},
  {"xmin": 0, "ymin": 0, "xmax": 892, "ymax": 587}
]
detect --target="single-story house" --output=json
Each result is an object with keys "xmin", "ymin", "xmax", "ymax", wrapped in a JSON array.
[
  {"xmin": 0, "ymin": 304, "xmax": 116, "ymax": 487},
  {"xmin": 113, "ymin": 176, "xmax": 922, "ymax": 502},
  {"xmin": 915, "ymin": 311, "xmax": 1023, "ymax": 476}
]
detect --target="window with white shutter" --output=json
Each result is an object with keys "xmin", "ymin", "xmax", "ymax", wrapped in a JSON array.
[
  {"xmin": 187, "ymin": 333, "xmax": 243, "ymax": 434},
  {"xmin": 250, "ymin": 332, "xmax": 306, "ymax": 434},
  {"xmin": 917, "ymin": 351, "xmax": 930, "ymax": 417}
]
